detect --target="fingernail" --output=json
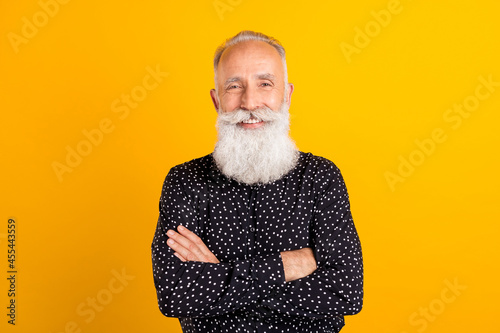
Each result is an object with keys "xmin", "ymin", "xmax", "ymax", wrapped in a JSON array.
[
  {"xmin": 167, "ymin": 230, "xmax": 174, "ymax": 236},
  {"xmin": 167, "ymin": 239, "xmax": 174, "ymax": 245},
  {"xmin": 178, "ymin": 225, "xmax": 185, "ymax": 231}
]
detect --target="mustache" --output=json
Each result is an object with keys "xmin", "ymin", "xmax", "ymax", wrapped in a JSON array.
[{"xmin": 217, "ymin": 107, "xmax": 282, "ymax": 125}]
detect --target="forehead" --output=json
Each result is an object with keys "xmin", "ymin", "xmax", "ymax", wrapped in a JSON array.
[{"xmin": 217, "ymin": 40, "xmax": 283, "ymax": 81}]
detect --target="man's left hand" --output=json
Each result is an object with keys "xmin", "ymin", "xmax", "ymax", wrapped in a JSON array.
[{"xmin": 167, "ymin": 225, "xmax": 220, "ymax": 263}]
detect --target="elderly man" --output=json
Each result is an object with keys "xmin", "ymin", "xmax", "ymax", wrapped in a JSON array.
[{"xmin": 151, "ymin": 30, "xmax": 363, "ymax": 332}]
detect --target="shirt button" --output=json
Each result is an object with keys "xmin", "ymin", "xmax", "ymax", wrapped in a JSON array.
[{"xmin": 249, "ymin": 227, "xmax": 255, "ymax": 232}]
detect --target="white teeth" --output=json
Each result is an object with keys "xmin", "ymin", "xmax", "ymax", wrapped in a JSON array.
[{"xmin": 242, "ymin": 118, "xmax": 261, "ymax": 124}]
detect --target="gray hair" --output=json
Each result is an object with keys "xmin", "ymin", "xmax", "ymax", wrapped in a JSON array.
[{"xmin": 213, "ymin": 30, "xmax": 289, "ymax": 92}]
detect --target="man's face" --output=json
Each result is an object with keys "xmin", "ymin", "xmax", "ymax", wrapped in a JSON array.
[{"xmin": 210, "ymin": 40, "xmax": 293, "ymax": 130}]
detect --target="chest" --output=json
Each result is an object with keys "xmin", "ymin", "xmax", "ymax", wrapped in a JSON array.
[{"xmin": 196, "ymin": 178, "xmax": 318, "ymax": 261}]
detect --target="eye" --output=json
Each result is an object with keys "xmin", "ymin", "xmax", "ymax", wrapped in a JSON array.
[
  {"xmin": 227, "ymin": 85, "xmax": 240, "ymax": 90},
  {"xmin": 261, "ymin": 82, "xmax": 272, "ymax": 87}
]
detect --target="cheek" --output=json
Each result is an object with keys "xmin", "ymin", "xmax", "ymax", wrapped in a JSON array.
[
  {"xmin": 220, "ymin": 95, "xmax": 240, "ymax": 111},
  {"xmin": 264, "ymin": 91, "xmax": 283, "ymax": 109}
]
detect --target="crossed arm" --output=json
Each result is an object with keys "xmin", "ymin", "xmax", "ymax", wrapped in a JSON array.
[
  {"xmin": 166, "ymin": 225, "xmax": 317, "ymax": 282},
  {"xmin": 152, "ymin": 164, "xmax": 363, "ymax": 319}
]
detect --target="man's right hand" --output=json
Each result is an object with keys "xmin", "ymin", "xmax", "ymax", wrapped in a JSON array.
[{"xmin": 280, "ymin": 247, "xmax": 317, "ymax": 282}]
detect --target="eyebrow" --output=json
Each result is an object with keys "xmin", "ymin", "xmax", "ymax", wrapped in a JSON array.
[
  {"xmin": 224, "ymin": 77, "xmax": 241, "ymax": 86},
  {"xmin": 223, "ymin": 73, "xmax": 276, "ymax": 86},
  {"xmin": 255, "ymin": 73, "xmax": 276, "ymax": 81}
]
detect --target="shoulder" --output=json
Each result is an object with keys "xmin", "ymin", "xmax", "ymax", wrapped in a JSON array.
[
  {"xmin": 169, "ymin": 154, "xmax": 213, "ymax": 175},
  {"xmin": 297, "ymin": 151, "xmax": 348, "ymax": 191},
  {"xmin": 299, "ymin": 151, "xmax": 342, "ymax": 176},
  {"xmin": 162, "ymin": 153, "xmax": 214, "ymax": 188}
]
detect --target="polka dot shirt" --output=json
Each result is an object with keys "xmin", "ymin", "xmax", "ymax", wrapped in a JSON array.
[{"xmin": 151, "ymin": 152, "xmax": 363, "ymax": 332}]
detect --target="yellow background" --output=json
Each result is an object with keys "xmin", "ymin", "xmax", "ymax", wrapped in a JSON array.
[{"xmin": 1, "ymin": 0, "xmax": 499, "ymax": 332}]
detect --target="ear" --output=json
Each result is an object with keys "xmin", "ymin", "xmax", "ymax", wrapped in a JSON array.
[
  {"xmin": 210, "ymin": 89, "xmax": 220, "ymax": 112},
  {"xmin": 286, "ymin": 83, "xmax": 294, "ymax": 106}
]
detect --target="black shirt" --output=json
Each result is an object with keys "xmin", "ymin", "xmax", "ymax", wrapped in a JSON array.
[{"xmin": 151, "ymin": 152, "xmax": 363, "ymax": 332}]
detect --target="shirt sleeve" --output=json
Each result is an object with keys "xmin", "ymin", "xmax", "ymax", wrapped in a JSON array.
[
  {"xmin": 250, "ymin": 163, "xmax": 364, "ymax": 319},
  {"xmin": 151, "ymin": 167, "xmax": 286, "ymax": 318}
]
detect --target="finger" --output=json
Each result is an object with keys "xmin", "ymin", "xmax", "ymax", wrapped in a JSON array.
[
  {"xmin": 177, "ymin": 225, "xmax": 215, "ymax": 257},
  {"xmin": 176, "ymin": 226, "xmax": 220, "ymax": 263},
  {"xmin": 177, "ymin": 225, "xmax": 200, "ymax": 241},
  {"xmin": 173, "ymin": 252, "xmax": 187, "ymax": 262},
  {"xmin": 166, "ymin": 236, "xmax": 198, "ymax": 261},
  {"xmin": 166, "ymin": 237, "xmax": 183, "ymax": 253},
  {"xmin": 167, "ymin": 229, "xmax": 205, "ymax": 261},
  {"xmin": 165, "ymin": 230, "xmax": 189, "ymax": 255}
]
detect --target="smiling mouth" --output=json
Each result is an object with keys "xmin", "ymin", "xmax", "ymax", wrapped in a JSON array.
[
  {"xmin": 241, "ymin": 118, "xmax": 262, "ymax": 124},
  {"xmin": 238, "ymin": 118, "xmax": 265, "ymax": 128}
]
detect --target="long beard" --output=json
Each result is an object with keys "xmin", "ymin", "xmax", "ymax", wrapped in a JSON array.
[{"xmin": 213, "ymin": 103, "xmax": 299, "ymax": 185}]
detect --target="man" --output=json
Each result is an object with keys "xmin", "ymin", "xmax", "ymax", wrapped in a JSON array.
[{"xmin": 151, "ymin": 30, "xmax": 363, "ymax": 332}]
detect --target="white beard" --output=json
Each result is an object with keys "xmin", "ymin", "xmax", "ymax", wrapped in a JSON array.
[{"xmin": 213, "ymin": 103, "xmax": 299, "ymax": 185}]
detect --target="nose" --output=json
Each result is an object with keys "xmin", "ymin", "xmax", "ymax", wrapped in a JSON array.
[{"xmin": 240, "ymin": 86, "xmax": 261, "ymax": 111}]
